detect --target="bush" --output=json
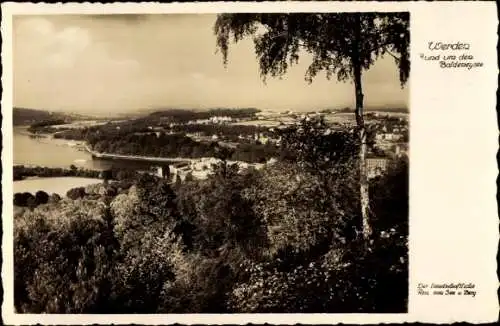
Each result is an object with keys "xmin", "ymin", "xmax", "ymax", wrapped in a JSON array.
[
  {"xmin": 14, "ymin": 204, "xmax": 117, "ymax": 313},
  {"xmin": 111, "ymin": 229, "xmax": 183, "ymax": 313},
  {"xmin": 228, "ymin": 235, "xmax": 407, "ymax": 313},
  {"xmin": 48, "ymin": 193, "xmax": 61, "ymax": 204},
  {"xmin": 242, "ymin": 161, "xmax": 358, "ymax": 261},
  {"xmin": 14, "ymin": 193, "xmax": 31, "ymax": 207},
  {"xmin": 67, "ymin": 187, "xmax": 86, "ymax": 200},
  {"xmin": 370, "ymin": 157, "xmax": 409, "ymax": 235},
  {"xmin": 227, "ymin": 157, "xmax": 409, "ymax": 313},
  {"xmin": 35, "ymin": 191, "xmax": 49, "ymax": 205}
]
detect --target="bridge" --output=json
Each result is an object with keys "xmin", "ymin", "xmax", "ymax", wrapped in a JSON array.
[
  {"xmin": 84, "ymin": 145, "xmax": 195, "ymax": 179},
  {"xmin": 84, "ymin": 145, "xmax": 193, "ymax": 164}
]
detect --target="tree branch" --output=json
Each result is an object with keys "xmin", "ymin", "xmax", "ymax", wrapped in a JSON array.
[
  {"xmin": 367, "ymin": 41, "xmax": 393, "ymax": 56},
  {"xmin": 367, "ymin": 40, "xmax": 403, "ymax": 62},
  {"xmin": 385, "ymin": 50, "xmax": 401, "ymax": 62},
  {"xmin": 270, "ymin": 32, "xmax": 309, "ymax": 50}
]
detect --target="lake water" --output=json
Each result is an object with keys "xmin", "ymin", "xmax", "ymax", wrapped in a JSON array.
[
  {"xmin": 13, "ymin": 127, "xmax": 170, "ymax": 171},
  {"xmin": 12, "ymin": 127, "xmax": 136, "ymax": 195},
  {"xmin": 13, "ymin": 127, "xmax": 111, "ymax": 170},
  {"xmin": 14, "ymin": 177, "xmax": 102, "ymax": 196}
]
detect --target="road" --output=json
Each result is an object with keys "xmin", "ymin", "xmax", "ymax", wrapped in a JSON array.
[{"xmin": 84, "ymin": 145, "xmax": 193, "ymax": 164}]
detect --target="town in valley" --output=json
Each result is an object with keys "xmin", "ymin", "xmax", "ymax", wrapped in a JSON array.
[{"xmin": 14, "ymin": 105, "xmax": 408, "ymax": 185}]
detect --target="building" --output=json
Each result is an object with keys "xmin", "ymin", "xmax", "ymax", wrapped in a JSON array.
[
  {"xmin": 156, "ymin": 165, "xmax": 172, "ymax": 179},
  {"xmin": 210, "ymin": 116, "xmax": 232, "ymax": 123},
  {"xmin": 393, "ymin": 143, "xmax": 409, "ymax": 157},
  {"xmin": 385, "ymin": 133, "xmax": 402, "ymax": 141},
  {"xmin": 367, "ymin": 157, "xmax": 389, "ymax": 179},
  {"xmin": 376, "ymin": 132, "xmax": 402, "ymax": 141}
]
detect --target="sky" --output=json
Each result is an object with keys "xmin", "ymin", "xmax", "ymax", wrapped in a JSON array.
[{"xmin": 13, "ymin": 14, "xmax": 408, "ymax": 115}]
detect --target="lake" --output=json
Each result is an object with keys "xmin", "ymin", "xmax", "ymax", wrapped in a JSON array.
[
  {"xmin": 12, "ymin": 127, "xmax": 140, "ymax": 196},
  {"xmin": 13, "ymin": 177, "xmax": 103, "ymax": 196},
  {"xmin": 14, "ymin": 127, "xmax": 111, "ymax": 170},
  {"xmin": 14, "ymin": 127, "xmax": 162, "ymax": 169}
]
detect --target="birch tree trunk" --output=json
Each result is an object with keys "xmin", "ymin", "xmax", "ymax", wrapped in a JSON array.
[
  {"xmin": 351, "ymin": 15, "xmax": 372, "ymax": 239},
  {"xmin": 352, "ymin": 14, "xmax": 372, "ymax": 240},
  {"xmin": 353, "ymin": 65, "xmax": 371, "ymax": 239}
]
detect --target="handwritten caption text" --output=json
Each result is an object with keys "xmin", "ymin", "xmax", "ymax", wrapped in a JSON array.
[{"xmin": 419, "ymin": 42, "xmax": 483, "ymax": 70}]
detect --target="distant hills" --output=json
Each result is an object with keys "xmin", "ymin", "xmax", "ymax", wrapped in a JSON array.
[
  {"xmin": 12, "ymin": 106, "xmax": 408, "ymax": 126},
  {"xmin": 13, "ymin": 108, "xmax": 62, "ymax": 126},
  {"xmin": 13, "ymin": 107, "xmax": 102, "ymax": 126},
  {"xmin": 366, "ymin": 107, "xmax": 408, "ymax": 113},
  {"xmin": 322, "ymin": 107, "xmax": 408, "ymax": 113}
]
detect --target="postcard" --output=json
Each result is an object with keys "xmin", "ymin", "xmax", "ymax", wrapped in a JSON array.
[{"xmin": 1, "ymin": 1, "xmax": 498, "ymax": 324}]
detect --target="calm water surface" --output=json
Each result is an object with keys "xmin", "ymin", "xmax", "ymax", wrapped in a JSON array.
[
  {"xmin": 14, "ymin": 177, "xmax": 102, "ymax": 196},
  {"xmin": 13, "ymin": 127, "xmax": 191, "ymax": 194},
  {"xmin": 13, "ymin": 127, "xmax": 125, "ymax": 195},
  {"xmin": 14, "ymin": 127, "xmax": 110, "ymax": 170}
]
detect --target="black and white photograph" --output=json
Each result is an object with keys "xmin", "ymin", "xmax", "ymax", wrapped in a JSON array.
[{"xmin": 10, "ymin": 9, "xmax": 410, "ymax": 314}]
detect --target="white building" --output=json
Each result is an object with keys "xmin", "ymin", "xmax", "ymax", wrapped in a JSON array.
[{"xmin": 367, "ymin": 158, "xmax": 389, "ymax": 179}]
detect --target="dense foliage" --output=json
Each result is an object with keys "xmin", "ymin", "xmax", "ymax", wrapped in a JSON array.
[
  {"xmin": 13, "ymin": 191, "xmax": 51, "ymax": 208},
  {"xmin": 14, "ymin": 116, "xmax": 408, "ymax": 313},
  {"xmin": 87, "ymin": 132, "xmax": 278, "ymax": 163},
  {"xmin": 27, "ymin": 119, "xmax": 67, "ymax": 133},
  {"xmin": 13, "ymin": 166, "xmax": 139, "ymax": 209},
  {"xmin": 13, "ymin": 108, "xmax": 70, "ymax": 126},
  {"xmin": 147, "ymin": 108, "xmax": 260, "ymax": 123},
  {"xmin": 170, "ymin": 123, "xmax": 270, "ymax": 140},
  {"xmin": 22, "ymin": 106, "xmax": 279, "ymax": 163},
  {"xmin": 13, "ymin": 165, "xmax": 101, "ymax": 181}
]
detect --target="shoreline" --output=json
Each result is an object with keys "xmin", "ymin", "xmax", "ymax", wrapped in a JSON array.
[{"xmin": 13, "ymin": 176, "xmax": 104, "ymax": 197}]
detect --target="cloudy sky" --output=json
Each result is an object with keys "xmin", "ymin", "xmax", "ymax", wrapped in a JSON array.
[{"xmin": 13, "ymin": 14, "xmax": 408, "ymax": 115}]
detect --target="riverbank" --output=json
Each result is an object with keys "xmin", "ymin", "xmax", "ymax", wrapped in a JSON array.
[
  {"xmin": 14, "ymin": 165, "xmax": 102, "ymax": 181},
  {"xmin": 14, "ymin": 176, "xmax": 103, "ymax": 196},
  {"xmin": 14, "ymin": 127, "xmax": 273, "ymax": 183},
  {"xmin": 14, "ymin": 127, "xmax": 112, "ymax": 170}
]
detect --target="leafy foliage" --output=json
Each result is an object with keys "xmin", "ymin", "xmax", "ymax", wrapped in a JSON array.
[
  {"xmin": 14, "ymin": 200, "xmax": 116, "ymax": 313},
  {"xmin": 13, "ymin": 165, "xmax": 101, "ymax": 181},
  {"xmin": 111, "ymin": 229, "xmax": 183, "ymax": 313},
  {"xmin": 214, "ymin": 13, "xmax": 410, "ymax": 85},
  {"xmin": 66, "ymin": 187, "xmax": 86, "ymax": 200},
  {"xmin": 229, "ymin": 159, "xmax": 408, "ymax": 313},
  {"xmin": 278, "ymin": 115, "xmax": 359, "ymax": 172}
]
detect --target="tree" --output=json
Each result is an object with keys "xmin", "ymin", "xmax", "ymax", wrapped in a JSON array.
[
  {"xmin": 101, "ymin": 169, "xmax": 113, "ymax": 185},
  {"xmin": 14, "ymin": 193, "xmax": 28, "ymax": 207},
  {"xmin": 49, "ymin": 193, "xmax": 61, "ymax": 204},
  {"xmin": 35, "ymin": 190, "xmax": 49, "ymax": 206},
  {"xmin": 67, "ymin": 187, "xmax": 86, "ymax": 200},
  {"xmin": 278, "ymin": 115, "xmax": 358, "ymax": 173},
  {"xmin": 185, "ymin": 172, "xmax": 194, "ymax": 182},
  {"xmin": 213, "ymin": 146, "xmax": 235, "ymax": 179},
  {"xmin": 25, "ymin": 193, "xmax": 37, "ymax": 209},
  {"xmin": 14, "ymin": 199, "xmax": 118, "ymax": 313},
  {"xmin": 175, "ymin": 174, "xmax": 182, "ymax": 186},
  {"xmin": 214, "ymin": 13, "xmax": 410, "ymax": 239}
]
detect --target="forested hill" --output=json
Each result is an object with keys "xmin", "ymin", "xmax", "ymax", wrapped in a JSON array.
[
  {"xmin": 14, "ymin": 108, "xmax": 56, "ymax": 126},
  {"xmin": 146, "ymin": 108, "xmax": 260, "ymax": 122},
  {"xmin": 13, "ymin": 107, "xmax": 91, "ymax": 126},
  {"xmin": 333, "ymin": 107, "xmax": 408, "ymax": 114},
  {"xmin": 367, "ymin": 107, "xmax": 408, "ymax": 113}
]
